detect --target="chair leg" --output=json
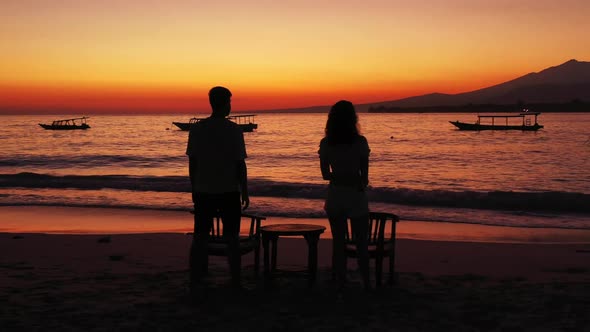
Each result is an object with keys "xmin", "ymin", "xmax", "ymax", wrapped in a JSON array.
[
  {"xmin": 331, "ymin": 251, "xmax": 336, "ymax": 281},
  {"xmin": 389, "ymin": 256, "xmax": 395, "ymax": 285},
  {"xmin": 376, "ymin": 256, "xmax": 383, "ymax": 287},
  {"xmin": 226, "ymin": 237, "xmax": 241, "ymax": 284},
  {"xmin": 389, "ymin": 241, "xmax": 396, "ymax": 285},
  {"xmin": 254, "ymin": 245, "xmax": 260, "ymax": 275},
  {"xmin": 390, "ymin": 220, "xmax": 398, "ymax": 285}
]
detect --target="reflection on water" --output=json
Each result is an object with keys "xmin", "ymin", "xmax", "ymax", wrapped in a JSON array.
[
  {"xmin": 2, "ymin": 113, "xmax": 589, "ymax": 193},
  {"xmin": 1, "ymin": 113, "xmax": 589, "ymax": 230}
]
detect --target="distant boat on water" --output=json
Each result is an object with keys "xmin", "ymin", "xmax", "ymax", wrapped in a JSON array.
[
  {"xmin": 173, "ymin": 114, "xmax": 258, "ymax": 132},
  {"xmin": 39, "ymin": 117, "xmax": 90, "ymax": 130},
  {"xmin": 450, "ymin": 112, "xmax": 543, "ymax": 131}
]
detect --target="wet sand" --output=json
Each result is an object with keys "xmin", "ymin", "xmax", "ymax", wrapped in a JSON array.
[{"xmin": 1, "ymin": 206, "xmax": 589, "ymax": 330}]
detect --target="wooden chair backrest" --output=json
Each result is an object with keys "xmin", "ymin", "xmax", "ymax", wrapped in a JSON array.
[
  {"xmin": 345, "ymin": 212, "xmax": 399, "ymax": 246},
  {"xmin": 209, "ymin": 213, "xmax": 265, "ymax": 240}
]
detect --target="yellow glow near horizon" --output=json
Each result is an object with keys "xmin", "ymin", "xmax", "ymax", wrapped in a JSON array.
[{"xmin": 1, "ymin": 0, "xmax": 589, "ymax": 113}]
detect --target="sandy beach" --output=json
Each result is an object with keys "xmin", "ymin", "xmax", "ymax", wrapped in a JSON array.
[{"xmin": 1, "ymin": 206, "xmax": 589, "ymax": 331}]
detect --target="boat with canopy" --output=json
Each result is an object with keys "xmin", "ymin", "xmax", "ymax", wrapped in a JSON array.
[{"xmin": 450, "ymin": 112, "xmax": 543, "ymax": 131}]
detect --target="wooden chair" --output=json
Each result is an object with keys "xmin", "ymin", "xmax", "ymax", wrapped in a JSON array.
[
  {"xmin": 191, "ymin": 212, "xmax": 266, "ymax": 274},
  {"xmin": 344, "ymin": 212, "xmax": 400, "ymax": 286}
]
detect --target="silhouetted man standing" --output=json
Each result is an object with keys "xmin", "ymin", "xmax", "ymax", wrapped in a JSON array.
[{"xmin": 186, "ymin": 86, "xmax": 249, "ymax": 291}]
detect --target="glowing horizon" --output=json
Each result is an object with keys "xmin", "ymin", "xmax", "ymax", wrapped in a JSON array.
[{"xmin": 1, "ymin": 0, "xmax": 589, "ymax": 114}]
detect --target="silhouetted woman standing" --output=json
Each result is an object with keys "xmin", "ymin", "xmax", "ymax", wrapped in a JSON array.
[{"xmin": 319, "ymin": 100, "xmax": 370, "ymax": 290}]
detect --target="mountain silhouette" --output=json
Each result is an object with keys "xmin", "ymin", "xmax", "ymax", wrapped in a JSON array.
[{"xmin": 360, "ymin": 59, "xmax": 590, "ymax": 111}]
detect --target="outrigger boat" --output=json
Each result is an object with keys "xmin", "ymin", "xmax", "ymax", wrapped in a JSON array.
[
  {"xmin": 173, "ymin": 114, "xmax": 258, "ymax": 132},
  {"xmin": 450, "ymin": 112, "xmax": 543, "ymax": 131},
  {"xmin": 39, "ymin": 117, "xmax": 90, "ymax": 130}
]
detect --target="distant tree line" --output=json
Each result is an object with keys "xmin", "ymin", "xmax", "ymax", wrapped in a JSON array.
[{"xmin": 368, "ymin": 100, "xmax": 589, "ymax": 113}]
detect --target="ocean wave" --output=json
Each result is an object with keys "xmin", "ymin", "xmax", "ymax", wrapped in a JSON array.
[
  {"xmin": 1, "ymin": 172, "xmax": 588, "ymax": 213},
  {"xmin": 0, "ymin": 155, "xmax": 183, "ymax": 168},
  {"xmin": 0, "ymin": 201, "xmax": 190, "ymax": 212}
]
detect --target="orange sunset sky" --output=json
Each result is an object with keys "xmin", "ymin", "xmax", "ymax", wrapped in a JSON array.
[{"xmin": 1, "ymin": 0, "xmax": 589, "ymax": 114}]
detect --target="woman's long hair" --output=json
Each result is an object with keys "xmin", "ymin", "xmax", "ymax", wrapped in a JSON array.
[{"xmin": 324, "ymin": 100, "xmax": 360, "ymax": 144}]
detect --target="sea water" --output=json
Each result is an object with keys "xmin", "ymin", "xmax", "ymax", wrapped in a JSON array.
[{"xmin": 0, "ymin": 112, "xmax": 589, "ymax": 229}]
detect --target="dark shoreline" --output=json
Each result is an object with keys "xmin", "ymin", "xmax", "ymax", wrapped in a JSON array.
[
  {"xmin": 2, "ymin": 231, "xmax": 589, "ymax": 331},
  {"xmin": 2, "ymin": 102, "xmax": 590, "ymax": 115},
  {"xmin": 367, "ymin": 102, "xmax": 590, "ymax": 113}
]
